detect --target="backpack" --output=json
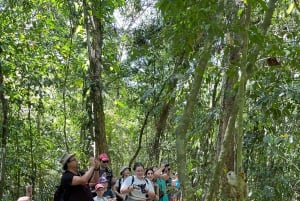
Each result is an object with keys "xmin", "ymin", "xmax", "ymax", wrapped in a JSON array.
[
  {"xmin": 116, "ymin": 178, "xmax": 123, "ymax": 201},
  {"xmin": 53, "ymin": 185, "xmax": 64, "ymax": 201}
]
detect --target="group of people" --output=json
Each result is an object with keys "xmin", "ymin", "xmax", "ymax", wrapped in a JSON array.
[{"xmin": 56, "ymin": 152, "xmax": 182, "ymax": 201}]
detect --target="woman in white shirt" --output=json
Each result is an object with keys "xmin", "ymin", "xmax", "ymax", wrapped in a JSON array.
[{"xmin": 120, "ymin": 162, "xmax": 155, "ymax": 201}]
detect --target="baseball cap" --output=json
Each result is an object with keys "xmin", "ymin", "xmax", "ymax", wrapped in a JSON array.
[
  {"xmin": 98, "ymin": 153, "xmax": 109, "ymax": 161},
  {"xmin": 99, "ymin": 176, "xmax": 108, "ymax": 183}
]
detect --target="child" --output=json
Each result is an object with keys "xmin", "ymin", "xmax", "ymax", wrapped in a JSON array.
[{"xmin": 94, "ymin": 183, "xmax": 116, "ymax": 201}]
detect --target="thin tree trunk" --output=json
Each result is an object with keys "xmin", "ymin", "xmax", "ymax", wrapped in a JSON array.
[
  {"xmin": 129, "ymin": 110, "xmax": 151, "ymax": 167},
  {"xmin": 152, "ymin": 57, "xmax": 182, "ymax": 163},
  {"xmin": 0, "ymin": 56, "xmax": 8, "ymax": 199},
  {"xmin": 175, "ymin": 49, "xmax": 210, "ymax": 200},
  {"xmin": 83, "ymin": 0, "xmax": 108, "ymax": 154},
  {"xmin": 216, "ymin": 64, "xmax": 239, "ymax": 171}
]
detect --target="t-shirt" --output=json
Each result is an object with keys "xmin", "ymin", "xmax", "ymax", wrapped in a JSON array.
[
  {"xmin": 115, "ymin": 177, "xmax": 128, "ymax": 201},
  {"xmin": 121, "ymin": 176, "xmax": 154, "ymax": 201},
  {"xmin": 93, "ymin": 196, "xmax": 108, "ymax": 201},
  {"xmin": 114, "ymin": 177, "xmax": 125, "ymax": 192},
  {"xmin": 99, "ymin": 168, "xmax": 115, "ymax": 198},
  {"xmin": 103, "ymin": 189, "xmax": 114, "ymax": 198},
  {"xmin": 61, "ymin": 170, "xmax": 93, "ymax": 201},
  {"xmin": 156, "ymin": 178, "xmax": 168, "ymax": 201},
  {"xmin": 99, "ymin": 168, "xmax": 113, "ymax": 188}
]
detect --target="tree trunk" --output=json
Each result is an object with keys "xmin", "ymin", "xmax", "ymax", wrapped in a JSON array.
[
  {"xmin": 216, "ymin": 63, "xmax": 239, "ymax": 171},
  {"xmin": 175, "ymin": 51, "xmax": 209, "ymax": 200},
  {"xmin": 205, "ymin": 0, "xmax": 278, "ymax": 200},
  {"xmin": 83, "ymin": 0, "xmax": 108, "ymax": 155},
  {"xmin": 0, "ymin": 58, "xmax": 8, "ymax": 199},
  {"xmin": 152, "ymin": 57, "xmax": 182, "ymax": 163}
]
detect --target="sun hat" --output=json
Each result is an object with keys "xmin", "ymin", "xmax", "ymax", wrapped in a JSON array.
[
  {"xmin": 119, "ymin": 166, "xmax": 131, "ymax": 175},
  {"xmin": 59, "ymin": 153, "xmax": 75, "ymax": 166},
  {"xmin": 95, "ymin": 183, "xmax": 104, "ymax": 191},
  {"xmin": 99, "ymin": 176, "xmax": 108, "ymax": 183},
  {"xmin": 98, "ymin": 153, "xmax": 109, "ymax": 161}
]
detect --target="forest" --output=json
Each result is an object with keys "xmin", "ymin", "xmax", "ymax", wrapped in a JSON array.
[{"xmin": 0, "ymin": 0, "xmax": 299, "ymax": 200}]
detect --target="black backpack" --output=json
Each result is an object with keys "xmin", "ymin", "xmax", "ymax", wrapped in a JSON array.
[
  {"xmin": 53, "ymin": 185, "xmax": 64, "ymax": 201},
  {"xmin": 116, "ymin": 178, "xmax": 123, "ymax": 201}
]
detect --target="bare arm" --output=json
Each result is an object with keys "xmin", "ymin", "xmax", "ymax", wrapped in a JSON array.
[
  {"xmin": 71, "ymin": 157, "xmax": 96, "ymax": 185},
  {"xmin": 154, "ymin": 164, "xmax": 169, "ymax": 181},
  {"xmin": 113, "ymin": 183, "xmax": 125, "ymax": 200}
]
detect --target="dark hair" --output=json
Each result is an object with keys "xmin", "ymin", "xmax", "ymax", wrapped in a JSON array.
[
  {"xmin": 162, "ymin": 164, "xmax": 170, "ymax": 173},
  {"xmin": 63, "ymin": 158, "xmax": 72, "ymax": 170},
  {"xmin": 133, "ymin": 162, "xmax": 144, "ymax": 171},
  {"xmin": 145, "ymin": 168, "xmax": 154, "ymax": 176},
  {"xmin": 63, "ymin": 163, "xmax": 68, "ymax": 170}
]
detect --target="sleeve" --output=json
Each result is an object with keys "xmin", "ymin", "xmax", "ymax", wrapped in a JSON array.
[
  {"xmin": 61, "ymin": 172, "xmax": 74, "ymax": 186},
  {"xmin": 120, "ymin": 176, "xmax": 132, "ymax": 191},
  {"xmin": 114, "ymin": 178, "xmax": 120, "ymax": 188},
  {"xmin": 145, "ymin": 178, "xmax": 154, "ymax": 193}
]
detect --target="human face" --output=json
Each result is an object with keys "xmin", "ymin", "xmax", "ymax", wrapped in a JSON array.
[
  {"xmin": 68, "ymin": 157, "xmax": 77, "ymax": 163},
  {"xmin": 101, "ymin": 182, "xmax": 108, "ymax": 188},
  {"xmin": 123, "ymin": 168, "xmax": 131, "ymax": 177},
  {"xmin": 96, "ymin": 187, "xmax": 105, "ymax": 196},
  {"xmin": 101, "ymin": 160, "xmax": 109, "ymax": 168},
  {"xmin": 164, "ymin": 166, "xmax": 171, "ymax": 175},
  {"xmin": 146, "ymin": 170, "xmax": 154, "ymax": 180},
  {"xmin": 134, "ymin": 166, "xmax": 145, "ymax": 179},
  {"xmin": 68, "ymin": 157, "xmax": 78, "ymax": 168}
]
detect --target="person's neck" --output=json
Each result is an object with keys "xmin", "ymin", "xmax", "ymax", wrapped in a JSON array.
[
  {"xmin": 67, "ymin": 167, "xmax": 78, "ymax": 174},
  {"xmin": 136, "ymin": 175, "xmax": 143, "ymax": 180}
]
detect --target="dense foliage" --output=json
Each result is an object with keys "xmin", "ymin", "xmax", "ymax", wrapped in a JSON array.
[{"xmin": 0, "ymin": 0, "xmax": 299, "ymax": 200}]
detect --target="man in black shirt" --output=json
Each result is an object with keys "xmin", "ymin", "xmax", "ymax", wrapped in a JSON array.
[{"xmin": 60, "ymin": 153, "xmax": 99, "ymax": 201}]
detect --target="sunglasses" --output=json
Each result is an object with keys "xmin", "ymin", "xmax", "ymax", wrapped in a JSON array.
[
  {"xmin": 68, "ymin": 158, "xmax": 77, "ymax": 163},
  {"xmin": 102, "ymin": 161, "xmax": 109, "ymax": 163}
]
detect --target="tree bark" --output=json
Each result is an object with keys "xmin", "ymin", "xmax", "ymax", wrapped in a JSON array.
[
  {"xmin": 205, "ymin": 0, "xmax": 278, "ymax": 200},
  {"xmin": 175, "ymin": 50, "xmax": 210, "ymax": 200},
  {"xmin": 152, "ymin": 57, "xmax": 182, "ymax": 163},
  {"xmin": 83, "ymin": 0, "xmax": 108, "ymax": 155},
  {"xmin": 0, "ymin": 57, "xmax": 8, "ymax": 200}
]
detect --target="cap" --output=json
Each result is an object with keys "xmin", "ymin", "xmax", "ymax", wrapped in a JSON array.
[
  {"xmin": 119, "ymin": 166, "xmax": 131, "ymax": 175},
  {"xmin": 99, "ymin": 176, "xmax": 108, "ymax": 183},
  {"xmin": 95, "ymin": 183, "xmax": 104, "ymax": 191},
  {"xmin": 59, "ymin": 153, "xmax": 75, "ymax": 166},
  {"xmin": 98, "ymin": 153, "xmax": 109, "ymax": 161}
]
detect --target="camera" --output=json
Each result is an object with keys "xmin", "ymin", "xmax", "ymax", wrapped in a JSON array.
[{"xmin": 134, "ymin": 184, "xmax": 147, "ymax": 193}]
